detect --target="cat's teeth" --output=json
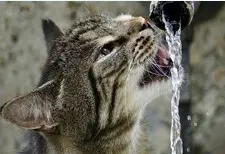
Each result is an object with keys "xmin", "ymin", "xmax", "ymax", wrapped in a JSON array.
[{"xmin": 163, "ymin": 58, "xmax": 168, "ymax": 65}]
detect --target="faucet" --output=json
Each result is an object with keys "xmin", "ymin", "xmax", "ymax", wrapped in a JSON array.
[{"xmin": 149, "ymin": 1, "xmax": 199, "ymax": 34}]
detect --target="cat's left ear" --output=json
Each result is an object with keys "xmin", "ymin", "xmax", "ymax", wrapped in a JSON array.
[
  {"xmin": 42, "ymin": 18, "xmax": 63, "ymax": 52},
  {"xmin": 0, "ymin": 80, "xmax": 58, "ymax": 131}
]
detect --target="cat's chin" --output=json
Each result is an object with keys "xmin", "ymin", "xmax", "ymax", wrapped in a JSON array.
[{"xmin": 138, "ymin": 47, "xmax": 172, "ymax": 87}]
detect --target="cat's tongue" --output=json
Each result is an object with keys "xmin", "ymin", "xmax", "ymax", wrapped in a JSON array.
[
  {"xmin": 156, "ymin": 47, "xmax": 170, "ymax": 65},
  {"xmin": 146, "ymin": 46, "xmax": 172, "ymax": 78}
]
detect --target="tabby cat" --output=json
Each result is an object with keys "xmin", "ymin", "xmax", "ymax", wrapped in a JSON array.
[{"xmin": 0, "ymin": 14, "xmax": 172, "ymax": 154}]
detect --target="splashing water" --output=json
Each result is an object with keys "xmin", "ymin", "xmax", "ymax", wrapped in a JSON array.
[{"xmin": 162, "ymin": 14, "xmax": 184, "ymax": 154}]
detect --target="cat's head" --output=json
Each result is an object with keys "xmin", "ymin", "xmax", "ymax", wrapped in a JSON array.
[{"xmin": 0, "ymin": 15, "xmax": 171, "ymax": 140}]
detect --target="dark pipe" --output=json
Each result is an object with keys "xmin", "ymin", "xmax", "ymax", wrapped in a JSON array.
[{"xmin": 149, "ymin": 1, "xmax": 196, "ymax": 33}]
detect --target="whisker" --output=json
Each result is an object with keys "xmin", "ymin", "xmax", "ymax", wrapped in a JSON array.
[
  {"xmin": 138, "ymin": 63, "xmax": 155, "ymax": 84},
  {"xmin": 138, "ymin": 60, "xmax": 163, "ymax": 77},
  {"xmin": 152, "ymin": 30, "xmax": 165, "ymax": 38},
  {"xmin": 151, "ymin": 60, "xmax": 170, "ymax": 78},
  {"xmin": 152, "ymin": 61, "xmax": 169, "ymax": 77},
  {"xmin": 144, "ymin": 58, "xmax": 170, "ymax": 78}
]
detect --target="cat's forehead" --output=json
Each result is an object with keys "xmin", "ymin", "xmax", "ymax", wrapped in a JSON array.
[
  {"xmin": 71, "ymin": 14, "xmax": 136, "ymax": 42},
  {"xmin": 114, "ymin": 14, "xmax": 133, "ymax": 21}
]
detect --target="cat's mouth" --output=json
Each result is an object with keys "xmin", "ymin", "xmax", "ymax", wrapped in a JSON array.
[
  {"xmin": 139, "ymin": 46, "xmax": 172, "ymax": 87},
  {"xmin": 154, "ymin": 47, "xmax": 172, "ymax": 76}
]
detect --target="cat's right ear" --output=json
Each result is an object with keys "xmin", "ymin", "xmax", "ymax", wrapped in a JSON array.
[
  {"xmin": 0, "ymin": 80, "xmax": 58, "ymax": 131},
  {"xmin": 42, "ymin": 18, "xmax": 63, "ymax": 52}
]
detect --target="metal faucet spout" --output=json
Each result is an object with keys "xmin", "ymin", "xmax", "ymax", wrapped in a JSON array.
[{"xmin": 149, "ymin": 1, "xmax": 199, "ymax": 33}]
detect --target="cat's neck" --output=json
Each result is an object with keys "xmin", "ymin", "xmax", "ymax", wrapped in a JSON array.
[
  {"xmin": 44, "ymin": 134, "xmax": 78, "ymax": 154},
  {"xmin": 43, "ymin": 112, "xmax": 151, "ymax": 154},
  {"xmin": 128, "ymin": 107, "xmax": 152, "ymax": 154}
]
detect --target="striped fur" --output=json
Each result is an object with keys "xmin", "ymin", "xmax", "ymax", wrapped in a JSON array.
[{"xmin": 0, "ymin": 14, "xmax": 171, "ymax": 154}]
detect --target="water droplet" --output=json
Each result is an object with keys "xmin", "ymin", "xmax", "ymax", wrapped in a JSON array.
[
  {"xmin": 187, "ymin": 148, "xmax": 190, "ymax": 152},
  {"xmin": 187, "ymin": 115, "xmax": 191, "ymax": 121}
]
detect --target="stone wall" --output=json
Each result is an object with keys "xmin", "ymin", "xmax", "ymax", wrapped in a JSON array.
[{"xmin": 191, "ymin": 3, "xmax": 225, "ymax": 154}]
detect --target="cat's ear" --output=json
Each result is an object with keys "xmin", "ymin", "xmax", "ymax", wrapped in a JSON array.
[
  {"xmin": 0, "ymin": 80, "xmax": 58, "ymax": 131},
  {"xmin": 42, "ymin": 18, "xmax": 63, "ymax": 52}
]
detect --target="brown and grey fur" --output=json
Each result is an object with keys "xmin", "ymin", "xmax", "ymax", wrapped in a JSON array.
[{"xmin": 0, "ymin": 14, "xmax": 171, "ymax": 154}]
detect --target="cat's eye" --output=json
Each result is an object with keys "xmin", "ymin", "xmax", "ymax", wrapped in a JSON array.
[
  {"xmin": 101, "ymin": 47, "xmax": 111, "ymax": 56},
  {"xmin": 99, "ymin": 36, "xmax": 127, "ymax": 58},
  {"xmin": 100, "ymin": 42, "xmax": 115, "ymax": 56}
]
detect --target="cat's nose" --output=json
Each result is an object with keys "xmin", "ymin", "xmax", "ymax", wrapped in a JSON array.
[
  {"xmin": 126, "ymin": 17, "xmax": 153, "ymax": 34},
  {"xmin": 140, "ymin": 17, "xmax": 152, "ymax": 31}
]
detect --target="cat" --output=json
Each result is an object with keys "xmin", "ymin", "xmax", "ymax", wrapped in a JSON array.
[{"xmin": 0, "ymin": 14, "xmax": 172, "ymax": 154}]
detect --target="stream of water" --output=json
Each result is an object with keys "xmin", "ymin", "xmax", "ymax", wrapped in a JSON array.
[
  {"xmin": 149, "ymin": 2, "xmax": 194, "ymax": 153},
  {"xmin": 162, "ymin": 15, "xmax": 184, "ymax": 154}
]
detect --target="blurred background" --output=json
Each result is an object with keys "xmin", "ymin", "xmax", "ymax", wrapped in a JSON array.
[{"xmin": 0, "ymin": 1, "xmax": 225, "ymax": 154}]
